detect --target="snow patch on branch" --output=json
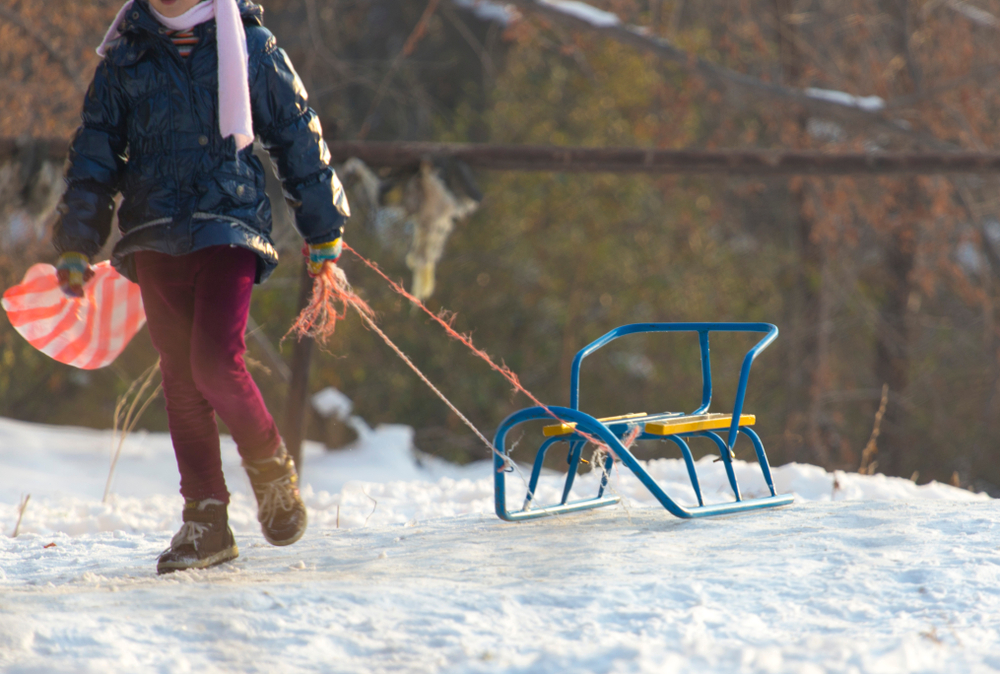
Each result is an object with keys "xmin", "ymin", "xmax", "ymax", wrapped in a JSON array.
[
  {"xmin": 947, "ymin": 0, "xmax": 1000, "ymax": 28},
  {"xmin": 805, "ymin": 87, "xmax": 886, "ymax": 112},
  {"xmin": 538, "ymin": 0, "xmax": 621, "ymax": 27},
  {"xmin": 451, "ymin": 0, "xmax": 517, "ymax": 25}
]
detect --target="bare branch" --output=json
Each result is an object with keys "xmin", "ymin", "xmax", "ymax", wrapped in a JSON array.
[
  {"xmin": 441, "ymin": 1, "xmax": 497, "ymax": 81},
  {"xmin": 899, "ymin": 0, "xmax": 924, "ymax": 96},
  {"xmin": 499, "ymin": 0, "xmax": 959, "ymax": 147},
  {"xmin": 667, "ymin": 0, "xmax": 684, "ymax": 38},
  {"xmin": 885, "ymin": 63, "xmax": 1000, "ymax": 110},
  {"xmin": 503, "ymin": 2, "xmax": 883, "ymax": 111},
  {"xmin": 358, "ymin": 0, "xmax": 443, "ymax": 140},
  {"xmin": 302, "ymin": 0, "xmax": 350, "ymax": 76}
]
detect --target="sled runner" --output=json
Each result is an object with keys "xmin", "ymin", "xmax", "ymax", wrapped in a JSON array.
[{"xmin": 492, "ymin": 322, "xmax": 794, "ymax": 521}]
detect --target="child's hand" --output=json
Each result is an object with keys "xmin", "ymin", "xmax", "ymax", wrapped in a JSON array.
[
  {"xmin": 305, "ymin": 238, "xmax": 343, "ymax": 277},
  {"xmin": 55, "ymin": 252, "xmax": 95, "ymax": 298}
]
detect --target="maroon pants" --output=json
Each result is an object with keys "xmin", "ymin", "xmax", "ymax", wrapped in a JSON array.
[{"xmin": 135, "ymin": 246, "xmax": 282, "ymax": 503}]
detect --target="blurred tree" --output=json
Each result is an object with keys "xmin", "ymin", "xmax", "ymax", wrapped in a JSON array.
[{"xmin": 4, "ymin": 0, "xmax": 1000, "ymax": 493}]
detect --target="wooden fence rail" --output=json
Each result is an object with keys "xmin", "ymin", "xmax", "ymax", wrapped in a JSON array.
[
  {"xmin": 7, "ymin": 137, "xmax": 1000, "ymax": 175},
  {"xmin": 324, "ymin": 141, "xmax": 1000, "ymax": 175}
]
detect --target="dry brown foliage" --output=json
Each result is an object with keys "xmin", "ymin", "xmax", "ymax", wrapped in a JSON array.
[{"xmin": 0, "ymin": 0, "xmax": 120, "ymax": 138}]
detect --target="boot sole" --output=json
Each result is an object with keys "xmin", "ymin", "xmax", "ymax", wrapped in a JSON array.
[{"xmin": 157, "ymin": 543, "xmax": 240, "ymax": 575}]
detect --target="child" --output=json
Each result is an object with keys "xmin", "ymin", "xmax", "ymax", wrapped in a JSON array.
[{"xmin": 52, "ymin": 0, "xmax": 349, "ymax": 574}]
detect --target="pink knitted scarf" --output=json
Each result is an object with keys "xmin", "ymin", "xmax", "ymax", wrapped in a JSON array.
[{"xmin": 97, "ymin": 0, "xmax": 254, "ymax": 151}]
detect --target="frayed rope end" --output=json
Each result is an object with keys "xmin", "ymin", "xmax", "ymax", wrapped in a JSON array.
[{"xmin": 284, "ymin": 262, "xmax": 374, "ymax": 345}]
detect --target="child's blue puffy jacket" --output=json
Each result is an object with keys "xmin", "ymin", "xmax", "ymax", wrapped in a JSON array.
[{"xmin": 53, "ymin": 0, "xmax": 348, "ymax": 283}]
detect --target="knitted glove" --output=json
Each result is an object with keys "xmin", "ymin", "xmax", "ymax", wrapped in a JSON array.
[
  {"xmin": 55, "ymin": 252, "xmax": 95, "ymax": 298},
  {"xmin": 305, "ymin": 237, "xmax": 343, "ymax": 277}
]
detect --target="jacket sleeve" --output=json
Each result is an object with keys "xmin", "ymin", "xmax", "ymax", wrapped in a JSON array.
[
  {"xmin": 53, "ymin": 59, "xmax": 128, "ymax": 259},
  {"xmin": 250, "ymin": 35, "xmax": 349, "ymax": 245}
]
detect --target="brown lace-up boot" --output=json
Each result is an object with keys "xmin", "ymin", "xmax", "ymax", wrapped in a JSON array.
[
  {"xmin": 243, "ymin": 444, "xmax": 308, "ymax": 546},
  {"xmin": 157, "ymin": 498, "xmax": 239, "ymax": 574}
]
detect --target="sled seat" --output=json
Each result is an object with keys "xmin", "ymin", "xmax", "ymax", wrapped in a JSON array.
[
  {"xmin": 644, "ymin": 413, "xmax": 755, "ymax": 436},
  {"xmin": 493, "ymin": 322, "xmax": 794, "ymax": 521},
  {"xmin": 543, "ymin": 412, "xmax": 756, "ymax": 438},
  {"xmin": 543, "ymin": 412, "xmax": 648, "ymax": 437}
]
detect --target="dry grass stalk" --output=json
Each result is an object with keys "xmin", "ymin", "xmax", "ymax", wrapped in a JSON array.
[
  {"xmin": 11, "ymin": 493, "xmax": 30, "ymax": 537},
  {"xmin": 103, "ymin": 359, "xmax": 163, "ymax": 503},
  {"xmin": 363, "ymin": 488, "xmax": 378, "ymax": 527},
  {"xmin": 859, "ymin": 383, "xmax": 890, "ymax": 475}
]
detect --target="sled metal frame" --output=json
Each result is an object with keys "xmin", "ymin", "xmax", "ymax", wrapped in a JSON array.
[{"xmin": 493, "ymin": 322, "xmax": 794, "ymax": 521}]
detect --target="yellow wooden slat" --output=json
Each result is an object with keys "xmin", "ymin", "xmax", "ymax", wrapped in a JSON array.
[
  {"xmin": 644, "ymin": 413, "xmax": 755, "ymax": 436},
  {"xmin": 542, "ymin": 412, "xmax": 648, "ymax": 437}
]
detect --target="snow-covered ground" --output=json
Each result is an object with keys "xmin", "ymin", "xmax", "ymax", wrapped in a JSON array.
[{"xmin": 1, "ymin": 415, "xmax": 997, "ymax": 674}]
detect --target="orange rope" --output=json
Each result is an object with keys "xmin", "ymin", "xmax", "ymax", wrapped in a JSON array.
[
  {"xmin": 289, "ymin": 247, "xmax": 633, "ymax": 462},
  {"xmin": 342, "ymin": 244, "xmax": 554, "ymax": 414}
]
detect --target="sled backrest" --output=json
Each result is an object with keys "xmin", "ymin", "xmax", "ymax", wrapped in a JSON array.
[{"xmin": 568, "ymin": 323, "xmax": 778, "ymax": 450}]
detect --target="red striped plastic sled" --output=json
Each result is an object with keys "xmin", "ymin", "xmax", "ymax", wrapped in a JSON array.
[{"xmin": 2, "ymin": 262, "xmax": 145, "ymax": 370}]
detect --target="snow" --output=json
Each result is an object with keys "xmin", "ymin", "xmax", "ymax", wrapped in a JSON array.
[
  {"xmin": 806, "ymin": 118, "xmax": 846, "ymax": 144},
  {"xmin": 452, "ymin": 0, "xmax": 517, "ymax": 25},
  {"xmin": 310, "ymin": 386, "xmax": 353, "ymax": 420},
  {"xmin": 1, "ymin": 415, "xmax": 998, "ymax": 673},
  {"xmin": 947, "ymin": 0, "xmax": 1000, "ymax": 28},
  {"xmin": 538, "ymin": 0, "xmax": 621, "ymax": 28},
  {"xmin": 805, "ymin": 87, "xmax": 886, "ymax": 112}
]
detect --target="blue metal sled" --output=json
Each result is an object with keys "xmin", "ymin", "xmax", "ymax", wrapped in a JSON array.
[{"xmin": 493, "ymin": 322, "xmax": 794, "ymax": 521}]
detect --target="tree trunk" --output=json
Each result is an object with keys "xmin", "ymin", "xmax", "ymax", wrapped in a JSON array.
[
  {"xmin": 806, "ymin": 245, "xmax": 835, "ymax": 463},
  {"xmin": 871, "ymin": 224, "xmax": 915, "ymax": 477},
  {"xmin": 784, "ymin": 181, "xmax": 832, "ymax": 467},
  {"xmin": 872, "ymin": 2, "xmax": 919, "ymax": 478},
  {"xmin": 775, "ymin": 0, "xmax": 832, "ymax": 467}
]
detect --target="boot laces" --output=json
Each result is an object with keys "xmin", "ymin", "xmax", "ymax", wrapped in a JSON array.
[
  {"xmin": 170, "ymin": 521, "xmax": 209, "ymax": 549},
  {"xmin": 254, "ymin": 473, "xmax": 298, "ymax": 528}
]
